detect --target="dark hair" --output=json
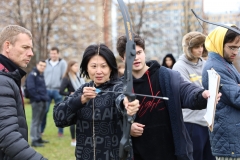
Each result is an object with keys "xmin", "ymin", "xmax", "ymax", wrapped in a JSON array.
[
  {"xmin": 162, "ymin": 53, "xmax": 176, "ymax": 69},
  {"xmin": 63, "ymin": 60, "xmax": 78, "ymax": 79},
  {"xmin": 80, "ymin": 44, "xmax": 118, "ymax": 80},
  {"xmin": 51, "ymin": 47, "xmax": 59, "ymax": 53},
  {"xmin": 117, "ymin": 34, "xmax": 145, "ymax": 58},
  {"xmin": 223, "ymin": 26, "xmax": 240, "ymax": 46},
  {"xmin": 38, "ymin": 60, "xmax": 46, "ymax": 64}
]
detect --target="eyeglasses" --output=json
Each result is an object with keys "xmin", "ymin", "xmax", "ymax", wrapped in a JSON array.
[{"xmin": 226, "ymin": 45, "xmax": 240, "ymax": 53}]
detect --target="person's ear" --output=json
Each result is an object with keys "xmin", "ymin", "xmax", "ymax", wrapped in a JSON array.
[{"xmin": 5, "ymin": 41, "xmax": 11, "ymax": 52}]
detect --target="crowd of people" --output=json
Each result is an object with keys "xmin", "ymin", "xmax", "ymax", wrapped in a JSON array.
[{"xmin": 0, "ymin": 22, "xmax": 239, "ymax": 160}]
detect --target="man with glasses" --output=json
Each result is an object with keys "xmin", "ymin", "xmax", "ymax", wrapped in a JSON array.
[{"xmin": 202, "ymin": 25, "xmax": 240, "ymax": 160}]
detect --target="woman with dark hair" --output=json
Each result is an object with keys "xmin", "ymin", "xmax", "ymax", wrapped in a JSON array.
[
  {"xmin": 162, "ymin": 53, "xmax": 176, "ymax": 69},
  {"xmin": 53, "ymin": 44, "xmax": 139, "ymax": 160},
  {"xmin": 59, "ymin": 60, "xmax": 85, "ymax": 146}
]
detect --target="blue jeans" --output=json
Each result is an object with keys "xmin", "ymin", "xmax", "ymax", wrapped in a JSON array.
[{"xmin": 41, "ymin": 89, "xmax": 63, "ymax": 134}]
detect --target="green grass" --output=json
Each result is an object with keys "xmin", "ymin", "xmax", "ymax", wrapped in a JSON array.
[{"xmin": 25, "ymin": 102, "xmax": 76, "ymax": 160}]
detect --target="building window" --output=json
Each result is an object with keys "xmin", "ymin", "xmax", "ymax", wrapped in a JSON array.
[
  {"xmin": 90, "ymin": 6, "xmax": 95, "ymax": 11},
  {"xmin": 90, "ymin": 15, "xmax": 96, "ymax": 21},
  {"xmin": 81, "ymin": 17, "xmax": 86, "ymax": 21},
  {"xmin": 80, "ymin": 6, "xmax": 85, "ymax": 12}
]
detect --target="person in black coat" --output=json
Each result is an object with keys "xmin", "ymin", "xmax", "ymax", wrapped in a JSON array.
[
  {"xmin": 59, "ymin": 60, "xmax": 85, "ymax": 146},
  {"xmin": 117, "ymin": 34, "xmax": 221, "ymax": 160},
  {"xmin": 54, "ymin": 44, "xmax": 140, "ymax": 160},
  {"xmin": 26, "ymin": 60, "xmax": 49, "ymax": 147},
  {"xmin": 0, "ymin": 25, "xmax": 47, "ymax": 159},
  {"xmin": 162, "ymin": 53, "xmax": 176, "ymax": 69}
]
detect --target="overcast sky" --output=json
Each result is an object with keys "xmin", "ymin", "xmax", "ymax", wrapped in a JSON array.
[
  {"xmin": 118, "ymin": 0, "xmax": 240, "ymax": 13},
  {"xmin": 204, "ymin": 0, "xmax": 240, "ymax": 13}
]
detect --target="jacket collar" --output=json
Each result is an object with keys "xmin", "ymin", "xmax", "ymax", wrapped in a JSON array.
[
  {"xmin": 0, "ymin": 54, "xmax": 26, "ymax": 78},
  {"xmin": 209, "ymin": 52, "xmax": 232, "ymax": 64}
]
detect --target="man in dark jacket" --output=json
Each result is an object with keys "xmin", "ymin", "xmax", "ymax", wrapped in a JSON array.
[
  {"xmin": 0, "ymin": 25, "xmax": 47, "ymax": 159},
  {"xmin": 117, "ymin": 34, "xmax": 221, "ymax": 160},
  {"xmin": 26, "ymin": 60, "xmax": 49, "ymax": 147}
]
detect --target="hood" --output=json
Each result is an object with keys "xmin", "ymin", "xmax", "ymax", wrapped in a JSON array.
[
  {"xmin": 133, "ymin": 60, "xmax": 160, "ymax": 83},
  {"xmin": 205, "ymin": 24, "xmax": 235, "ymax": 57},
  {"xmin": 178, "ymin": 54, "xmax": 204, "ymax": 68}
]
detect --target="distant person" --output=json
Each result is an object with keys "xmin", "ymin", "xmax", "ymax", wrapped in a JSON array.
[
  {"xmin": 42, "ymin": 47, "xmax": 67, "ymax": 137},
  {"xmin": 173, "ymin": 31, "xmax": 215, "ymax": 160},
  {"xmin": 26, "ymin": 60, "xmax": 50, "ymax": 147},
  {"xmin": 0, "ymin": 25, "xmax": 47, "ymax": 159},
  {"xmin": 54, "ymin": 44, "xmax": 140, "ymax": 160},
  {"xmin": 162, "ymin": 53, "xmax": 176, "ymax": 69},
  {"xmin": 59, "ymin": 60, "xmax": 85, "ymax": 146}
]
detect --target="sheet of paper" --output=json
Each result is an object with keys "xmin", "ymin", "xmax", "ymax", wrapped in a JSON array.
[{"xmin": 204, "ymin": 69, "xmax": 220, "ymax": 132}]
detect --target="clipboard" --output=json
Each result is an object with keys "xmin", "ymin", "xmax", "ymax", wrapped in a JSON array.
[{"xmin": 203, "ymin": 68, "xmax": 221, "ymax": 132}]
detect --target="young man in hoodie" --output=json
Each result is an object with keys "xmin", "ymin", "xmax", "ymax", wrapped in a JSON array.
[
  {"xmin": 172, "ymin": 31, "xmax": 215, "ymax": 160},
  {"xmin": 116, "ymin": 34, "xmax": 220, "ymax": 160},
  {"xmin": 202, "ymin": 25, "xmax": 240, "ymax": 160},
  {"xmin": 41, "ymin": 47, "xmax": 67, "ymax": 136}
]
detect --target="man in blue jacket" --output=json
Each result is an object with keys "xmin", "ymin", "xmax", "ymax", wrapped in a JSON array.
[
  {"xmin": 202, "ymin": 25, "xmax": 240, "ymax": 159},
  {"xmin": 117, "ymin": 34, "xmax": 221, "ymax": 160},
  {"xmin": 26, "ymin": 60, "xmax": 49, "ymax": 147}
]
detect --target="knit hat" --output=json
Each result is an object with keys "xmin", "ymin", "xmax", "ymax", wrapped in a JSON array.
[{"xmin": 182, "ymin": 31, "xmax": 207, "ymax": 61}]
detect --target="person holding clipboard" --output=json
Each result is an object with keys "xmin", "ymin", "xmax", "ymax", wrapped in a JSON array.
[{"xmin": 202, "ymin": 25, "xmax": 240, "ymax": 159}]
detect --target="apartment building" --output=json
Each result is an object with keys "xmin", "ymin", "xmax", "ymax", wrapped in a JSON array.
[{"xmin": 116, "ymin": 0, "xmax": 203, "ymax": 61}]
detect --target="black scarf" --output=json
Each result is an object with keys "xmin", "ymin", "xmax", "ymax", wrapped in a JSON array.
[{"xmin": 0, "ymin": 54, "xmax": 26, "ymax": 78}]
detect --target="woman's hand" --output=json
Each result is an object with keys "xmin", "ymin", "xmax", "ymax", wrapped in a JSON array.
[
  {"xmin": 123, "ymin": 97, "xmax": 140, "ymax": 116},
  {"xmin": 81, "ymin": 87, "xmax": 97, "ymax": 104}
]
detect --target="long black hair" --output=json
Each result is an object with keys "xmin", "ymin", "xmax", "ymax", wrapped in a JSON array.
[{"xmin": 80, "ymin": 44, "xmax": 118, "ymax": 80}]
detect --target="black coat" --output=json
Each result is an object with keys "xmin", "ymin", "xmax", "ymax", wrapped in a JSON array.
[
  {"xmin": 130, "ymin": 60, "xmax": 206, "ymax": 160},
  {"xmin": 53, "ymin": 79, "xmax": 131, "ymax": 160},
  {"xmin": 159, "ymin": 66, "xmax": 206, "ymax": 160},
  {"xmin": 59, "ymin": 77, "xmax": 75, "ymax": 96},
  {"xmin": 0, "ymin": 55, "xmax": 45, "ymax": 160},
  {"xmin": 26, "ymin": 67, "xmax": 49, "ymax": 103}
]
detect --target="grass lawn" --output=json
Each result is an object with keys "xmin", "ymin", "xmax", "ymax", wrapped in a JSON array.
[{"xmin": 25, "ymin": 102, "xmax": 76, "ymax": 160}]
